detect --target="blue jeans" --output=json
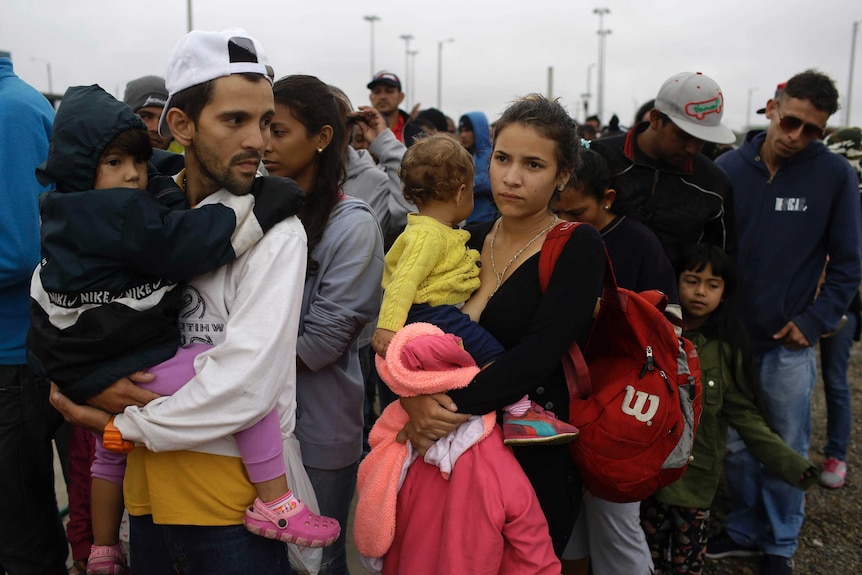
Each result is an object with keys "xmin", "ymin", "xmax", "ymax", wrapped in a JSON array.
[
  {"xmin": 129, "ymin": 514, "xmax": 292, "ymax": 574},
  {"xmin": 0, "ymin": 365, "xmax": 68, "ymax": 575},
  {"xmin": 819, "ymin": 313, "xmax": 856, "ymax": 461},
  {"xmin": 724, "ymin": 345, "xmax": 816, "ymax": 558},
  {"xmin": 305, "ymin": 461, "xmax": 359, "ymax": 575}
]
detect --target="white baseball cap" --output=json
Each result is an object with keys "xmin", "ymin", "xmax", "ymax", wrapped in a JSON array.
[
  {"xmin": 654, "ymin": 72, "xmax": 736, "ymax": 145},
  {"xmin": 158, "ymin": 28, "xmax": 274, "ymax": 136}
]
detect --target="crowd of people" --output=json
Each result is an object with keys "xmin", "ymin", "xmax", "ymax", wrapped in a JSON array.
[{"xmin": 1, "ymin": 24, "xmax": 861, "ymax": 575}]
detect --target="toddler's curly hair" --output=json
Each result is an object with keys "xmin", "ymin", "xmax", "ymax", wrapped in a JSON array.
[{"xmin": 399, "ymin": 133, "xmax": 474, "ymax": 205}]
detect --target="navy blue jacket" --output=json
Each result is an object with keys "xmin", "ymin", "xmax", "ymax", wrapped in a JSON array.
[
  {"xmin": 28, "ymin": 85, "xmax": 303, "ymax": 402},
  {"xmin": 717, "ymin": 131, "xmax": 862, "ymax": 350}
]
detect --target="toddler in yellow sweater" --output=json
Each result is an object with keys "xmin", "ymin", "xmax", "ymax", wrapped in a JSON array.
[{"xmin": 372, "ymin": 133, "xmax": 578, "ymax": 445}]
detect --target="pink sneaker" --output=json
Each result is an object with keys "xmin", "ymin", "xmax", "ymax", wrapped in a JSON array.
[
  {"xmin": 503, "ymin": 402, "xmax": 580, "ymax": 445},
  {"xmin": 819, "ymin": 457, "xmax": 847, "ymax": 489},
  {"xmin": 243, "ymin": 498, "xmax": 341, "ymax": 547},
  {"xmin": 86, "ymin": 543, "xmax": 128, "ymax": 575}
]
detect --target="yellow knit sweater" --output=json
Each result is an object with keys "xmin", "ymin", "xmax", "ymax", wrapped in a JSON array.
[{"xmin": 378, "ymin": 214, "xmax": 481, "ymax": 331}]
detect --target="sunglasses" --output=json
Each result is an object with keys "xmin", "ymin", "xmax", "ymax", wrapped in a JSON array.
[{"xmin": 776, "ymin": 108, "xmax": 824, "ymax": 140}]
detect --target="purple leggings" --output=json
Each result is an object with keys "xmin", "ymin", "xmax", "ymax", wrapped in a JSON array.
[{"xmin": 92, "ymin": 344, "xmax": 286, "ymax": 486}]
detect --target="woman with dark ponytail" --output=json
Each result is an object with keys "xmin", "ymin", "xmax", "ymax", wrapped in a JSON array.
[{"xmin": 265, "ymin": 74, "xmax": 385, "ymax": 574}]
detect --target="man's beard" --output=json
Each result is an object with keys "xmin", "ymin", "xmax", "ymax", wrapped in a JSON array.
[{"xmin": 195, "ymin": 138, "xmax": 259, "ymax": 196}]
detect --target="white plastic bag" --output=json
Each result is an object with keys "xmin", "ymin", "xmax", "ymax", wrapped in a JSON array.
[{"xmin": 282, "ymin": 434, "xmax": 322, "ymax": 575}]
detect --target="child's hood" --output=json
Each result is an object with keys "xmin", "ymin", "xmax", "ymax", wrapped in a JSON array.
[
  {"xmin": 36, "ymin": 84, "xmax": 146, "ymax": 193},
  {"xmin": 375, "ymin": 323, "xmax": 480, "ymax": 397}
]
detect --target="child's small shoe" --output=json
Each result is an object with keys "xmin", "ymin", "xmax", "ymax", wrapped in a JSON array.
[
  {"xmin": 86, "ymin": 543, "xmax": 128, "ymax": 575},
  {"xmin": 243, "ymin": 498, "xmax": 341, "ymax": 548},
  {"xmin": 503, "ymin": 402, "xmax": 580, "ymax": 445}
]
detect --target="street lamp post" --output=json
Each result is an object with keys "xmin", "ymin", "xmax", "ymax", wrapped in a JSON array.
[
  {"xmin": 408, "ymin": 50, "xmax": 419, "ymax": 109},
  {"xmin": 400, "ymin": 34, "xmax": 414, "ymax": 107},
  {"xmin": 746, "ymin": 87, "xmax": 758, "ymax": 132},
  {"xmin": 847, "ymin": 20, "xmax": 861, "ymax": 127},
  {"xmin": 187, "ymin": 0, "xmax": 192, "ymax": 32},
  {"xmin": 581, "ymin": 62, "xmax": 596, "ymax": 123},
  {"xmin": 593, "ymin": 7, "xmax": 611, "ymax": 124},
  {"xmin": 436, "ymin": 38, "xmax": 454, "ymax": 109},
  {"xmin": 363, "ymin": 15, "xmax": 381, "ymax": 77},
  {"xmin": 30, "ymin": 56, "xmax": 52, "ymax": 95}
]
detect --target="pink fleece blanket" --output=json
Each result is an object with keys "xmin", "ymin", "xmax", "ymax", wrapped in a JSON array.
[{"xmin": 353, "ymin": 323, "xmax": 496, "ymax": 560}]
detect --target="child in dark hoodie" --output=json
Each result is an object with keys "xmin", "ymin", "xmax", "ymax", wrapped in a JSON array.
[{"xmin": 29, "ymin": 85, "xmax": 339, "ymax": 574}]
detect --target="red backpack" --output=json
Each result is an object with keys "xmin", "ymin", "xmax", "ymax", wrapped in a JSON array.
[{"xmin": 539, "ymin": 221, "xmax": 702, "ymax": 503}]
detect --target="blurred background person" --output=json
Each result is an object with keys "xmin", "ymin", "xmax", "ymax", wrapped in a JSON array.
[{"xmin": 458, "ymin": 111, "xmax": 496, "ymax": 224}]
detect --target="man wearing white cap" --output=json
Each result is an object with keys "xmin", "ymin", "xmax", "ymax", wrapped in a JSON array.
[
  {"xmin": 591, "ymin": 71, "xmax": 737, "ymax": 264},
  {"xmin": 50, "ymin": 28, "xmax": 304, "ymax": 573}
]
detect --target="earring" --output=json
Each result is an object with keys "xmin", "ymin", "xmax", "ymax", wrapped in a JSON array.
[
  {"xmin": 603, "ymin": 205, "xmax": 610, "ymax": 210},
  {"xmin": 317, "ymin": 148, "xmax": 324, "ymax": 154},
  {"xmin": 557, "ymin": 184, "xmax": 565, "ymax": 192}
]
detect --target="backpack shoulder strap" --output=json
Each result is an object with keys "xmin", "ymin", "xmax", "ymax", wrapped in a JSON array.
[
  {"xmin": 538, "ymin": 221, "xmax": 592, "ymax": 398},
  {"xmin": 538, "ymin": 221, "xmax": 580, "ymax": 292},
  {"xmin": 540, "ymin": 221, "xmax": 618, "ymax": 290}
]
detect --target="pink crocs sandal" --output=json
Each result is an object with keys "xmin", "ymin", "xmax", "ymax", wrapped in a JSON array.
[
  {"xmin": 86, "ymin": 543, "xmax": 128, "ymax": 575},
  {"xmin": 243, "ymin": 498, "xmax": 341, "ymax": 548}
]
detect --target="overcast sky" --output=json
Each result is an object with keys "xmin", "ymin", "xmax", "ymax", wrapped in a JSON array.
[{"xmin": 3, "ymin": 0, "xmax": 861, "ymax": 132}]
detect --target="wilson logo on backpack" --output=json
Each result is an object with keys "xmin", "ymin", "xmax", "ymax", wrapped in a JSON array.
[
  {"xmin": 538, "ymin": 222, "xmax": 703, "ymax": 503},
  {"xmin": 621, "ymin": 385, "xmax": 660, "ymax": 424}
]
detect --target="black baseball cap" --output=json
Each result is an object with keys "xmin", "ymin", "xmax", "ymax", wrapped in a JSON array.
[{"xmin": 367, "ymin": 71, "xmax": 402, "ymax": 91}]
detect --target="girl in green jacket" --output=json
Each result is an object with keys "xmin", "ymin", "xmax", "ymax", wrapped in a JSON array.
[{"xmin": 640, "ymin": 244, "xmax": 816, "ymax": 575}]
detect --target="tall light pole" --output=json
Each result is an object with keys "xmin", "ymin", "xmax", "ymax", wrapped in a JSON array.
[
  {"xmin": 746, "ymin": 87, "xmax": 758, "ymax": 131},
  {"xmin": 30, "ymin": 56, "xmax": 52, "ymax": 94},
  {"xmin": 400, "ymin": 34, "xmax": 414, "ymax": 106},
  {"xmin": 436, "ymin": 38, "xmax": 454, "ymax": 109},
  {"xmin": 408, "ymin": 50, "xmax": 419, "ymax": 109},
  {"xmin": 593, "ymin": 7, "xmax": 611, "ymax": 125},
  {"xmin": 363, "ymin": 15, "xmax": 381, "ymax": 77},
  {"xmin": 581, "ymin": 62, "xmax": 596, "ymax": 122},
  {"xmin": 847, "ymin": 20, "xmax": 861, "ymax": 127},
  {"xmin": 186, "ymin": 0, "xmax": 192, "ymax": 32}
]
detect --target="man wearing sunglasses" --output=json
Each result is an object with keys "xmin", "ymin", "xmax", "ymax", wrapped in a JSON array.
[{"xmin": 708, "ymin": 70, "xmax": 862, "ymax": 575}]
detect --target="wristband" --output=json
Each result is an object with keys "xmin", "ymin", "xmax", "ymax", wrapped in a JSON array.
[{"xmin": 102, "ymin": 416, "xmax": 134, "ymax": 453}]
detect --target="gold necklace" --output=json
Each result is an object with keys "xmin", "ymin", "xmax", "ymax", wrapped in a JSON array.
[{"xmin": 489, "ymin": 215, "xmax": 558, "ymax": 294}]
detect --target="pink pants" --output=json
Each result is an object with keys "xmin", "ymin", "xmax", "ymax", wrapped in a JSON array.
[{"xmin": 91, "ymin": 344, "xmax": 285, "ymax": 486}]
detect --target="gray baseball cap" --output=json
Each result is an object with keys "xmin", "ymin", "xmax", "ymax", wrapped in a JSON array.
[
  {"xmin": 655, "ymin": 72, "xmax": 736, "ymax": 144},
  {"xmin": 123, "ymin": 75, "xmax": 168, "ymax": 113}
]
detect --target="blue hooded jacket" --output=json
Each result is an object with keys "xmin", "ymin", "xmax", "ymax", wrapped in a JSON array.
[
  {"xmin": 716, "ymin": 130, "xmax": 862, "ymax": 350},
  {"xmin": 461, "ymin": 111, "xmax": 496, "ymax": 225},
  {"xmin": 0, "ymin": 57, "xmax": 54, "ymax": 364}
]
